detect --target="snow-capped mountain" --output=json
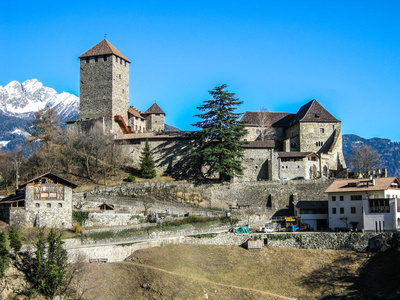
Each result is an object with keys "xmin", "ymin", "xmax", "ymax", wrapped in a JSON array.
[
  {"xmin": 0, "ymin": 79, "xmax": 79, "ymax": 151},
  {"xmin": 0, "ymin": 79, "xmax": 79, "ymax": 121}
]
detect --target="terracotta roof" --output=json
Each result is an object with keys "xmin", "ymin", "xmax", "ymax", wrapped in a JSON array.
[
  {"xmin": 289, "ymin": 99, "xmax": 339, "ymax": 125},
  {"xmin": 79, "ymin": 39, "xmax": 131, "ymax": 63},
  {"xmin": 128, "ymin": 107, "xmax": 145, "ymax": 120},
  {"xmin": 143, "ymin": 103, "xmax": 165, "ymax": 115},
  {"xmin": 295, "ymin": 200, "xmax": 328, "ymax": 210},
  {"xmin": 325, "ymin": 177, "xmax": 400, "ymax": 193},
  {"xmin": 19, "ymin": 172, "xmax": 78, "ymax": 189},
  {"xmin": 277, "ymin": 152, "xmax": 315, "ymax": 158},
  {"xmin": 242, "ymin": 140, "xmax": 275, "ymax": 148},
  {"xmin": 241, "ymin": 112, "xmax": 295, "ymax": 127}
]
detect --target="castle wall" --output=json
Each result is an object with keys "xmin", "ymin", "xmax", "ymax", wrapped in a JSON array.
[
  {"xmin": 146, "ymin": 114, "xmax": 165, "ymax": 132},
  {"xmin": 279, "ymin": 158, "xmax": 319, "ymax": 180},
  {"xmin": 298, "ymin": 122, "xmax": 339, "ymax": 153},
  {"xmin": 111, "ymin": 56, "xmax": 130, "ymax": 134},
  {"xmin": 238, "ymin": 148, "xmax": 273, "ymax": 182},
  {"xmin": 119, "ymin": 137, "xmax": 193, "ymax": 174}
]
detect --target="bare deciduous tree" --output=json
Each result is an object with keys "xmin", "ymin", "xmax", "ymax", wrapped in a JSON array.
[
  {"xmin": 347, "ymin": 144, "xmax": 381, "ymax": 178},
  {"xmin": 256, "ymin": 107, "xmax": 273, "ymax": 141}
]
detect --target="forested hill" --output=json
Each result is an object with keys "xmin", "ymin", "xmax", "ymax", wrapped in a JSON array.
[{"xmin": 343, "ymin": 134, "xmax": 400, "ymax": 178}]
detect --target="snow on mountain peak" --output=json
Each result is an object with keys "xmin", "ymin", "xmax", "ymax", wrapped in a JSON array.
[{"xmin": 0, "ymin": 79, "xmax": 79, "ymax": 120}]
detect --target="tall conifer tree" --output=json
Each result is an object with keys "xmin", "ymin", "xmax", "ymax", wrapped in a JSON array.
[
  {"xmin": 140, "ymin": 139, "xmax": 157, "ymax": 179},
  {"xmin": 191, "ymin": 84, "xmax": 247, "ymax": 181}
]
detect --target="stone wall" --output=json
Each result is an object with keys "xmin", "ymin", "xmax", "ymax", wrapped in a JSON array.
[
  {"xmin": 65, "ymin": 231, "xmax": 392, "ymax": 263},
  {"xmin": 264, "ymin": 232, "xmax": 389, "ymax": 252},
  {"xmin": 75, "ymin": 180, "xmax": 331, "ymax": 214}
]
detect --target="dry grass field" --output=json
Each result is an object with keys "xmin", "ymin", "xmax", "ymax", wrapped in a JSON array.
[{"xmin": 74, "ymin": 244, "xmax": 373, "ymax": 300}]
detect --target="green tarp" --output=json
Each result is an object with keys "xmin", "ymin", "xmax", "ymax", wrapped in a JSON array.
[{"xmin": 235, "ymin": 226, "xmax": 251, "ymax": 234}]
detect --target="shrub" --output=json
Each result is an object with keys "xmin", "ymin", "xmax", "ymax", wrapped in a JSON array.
[
  {"xmin": 73, "ymin": 222, "xmax": 82, "ymax": 234},
  {"xmin": 72, "ymin": 211, "xmax": 90, "ymax": 226},
  {"xmin": 126, "ymin": 175, "xmax": 136, "ymax": 182},
  {"xmin": 9, "ymin": 227, "xmax": 22, "ymax": 253},
  {"xmin": 0, "ymin": 232, "xmax": 9, "ymax": 277}
]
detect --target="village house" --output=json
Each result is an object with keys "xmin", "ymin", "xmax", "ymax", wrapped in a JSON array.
[
  {"xmin": 325, "ymin": 177, "xmax": 400, "ymax": 232},
  {"xmin": 0, "ymin": 172, "xmax": 78, "ymax": 228}
]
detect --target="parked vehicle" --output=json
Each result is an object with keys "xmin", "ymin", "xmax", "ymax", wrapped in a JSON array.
[
  {"xmin": 280, "ymin": 177, "xmax": 289, "ymax": 181},
  {"xmin": 287, "ymin": 225, "xmax": 299, "ymax": 232}
]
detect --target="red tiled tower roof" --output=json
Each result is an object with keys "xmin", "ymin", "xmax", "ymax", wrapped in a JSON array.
[
  {"xmin": 79, "ymin": 39, "xmax": 131, "ymax": 63},
  {"xmin": 143, "ymin": 103, "xmax": 165, "ymax": 115}
]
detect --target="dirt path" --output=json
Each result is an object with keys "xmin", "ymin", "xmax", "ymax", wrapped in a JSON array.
[{"xmin": 127, "ymin": 261, "xmax": 297, "ymax": 300}]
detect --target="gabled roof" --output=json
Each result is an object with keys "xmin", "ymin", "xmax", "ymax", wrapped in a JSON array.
[
  {"xmin": 325, "ymin": 177, "xmax": 400, "ymax": 193},
  {"xmin": 128, "ymin": 107, "xmax": 145, "ymax": 120},
  {"xmin": 143, "ymin": 103, "xmax": 165, "ymax": 115},
  {"xmin": 289, "ymin": 99, "xmax": 339, "ymax": 125},
  {"xmin": 19, "ymin": 172, "xmax": 78, "ymax": 189},
  {"xmin": 241, "ymin": 112, "xmax": 295, "ymax": 127},
  {"xmin": 79, "ymin": 39, "xmax": 131, "ymax": 63}
]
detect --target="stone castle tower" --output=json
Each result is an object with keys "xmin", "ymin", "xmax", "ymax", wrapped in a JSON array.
[
  {"xmin": 142, "ymin": 102, "xmax": 165, "ymax": 132},
  {"xmin": 78, "ymin": 39, "xmax": 130, "ymax": 134}
]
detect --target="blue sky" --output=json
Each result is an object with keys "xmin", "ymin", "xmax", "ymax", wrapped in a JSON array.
[{"xmin": 1, "ymin": 1, "xmax": 399, "ymax": 141}]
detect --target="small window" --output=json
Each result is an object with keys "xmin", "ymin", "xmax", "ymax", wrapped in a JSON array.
[
  {"xmin": 315, "ymin": 114, "xmax": 320, "ymax": 118},
  {"xmin": 340, "ymin": 196, "xmax": 344, "ymax": 201},
  {"xmin": 47, "ymin": 203, "xmax": 51, "ymax": 208},
  {"xmin": 95, "ymin": 56, "xmax": 98, "ymax": 62},
  {"xmin": 340, "ymin": 207, "xmax": 344, "ymax": 214},
  {"xmin": 351, "ymin": 195, "xmax": 362, "ymax": 201},
  {"xmin": 120, "ymin": 59, "xmax": 123, "ymax": 64},
  {"xmin": 58, "ymin": 203, "xmax": 63, "ymax": 208},
  {"xmin": 332, "ymin": 207, "xmax": 336, "ymax": 214},
  {"xmin": 351, "ymin": 207, "xmax": 356, "ymax": 214},
  {"xmin": 320, "ymin": 128, "xmax": 324, "ymax": 133},
  {"xmin": 104, "ymin": 55, "xmax": 107, "ymax": 62},
  {"xmin": 86, "ymin": 58, "xmax": 89, "ymax": 63},
  {"xmin": 122, "ymin": 89, "xmax": 124, "ymax": 94},
  {"xmin": 116, "ymin": 57, "xmax": 118, "ymax": 62},
  {"xmin": 332, "ymin": 196, "xmax": 336, "ymax": 201},
  {"xmin": 119, "ymin": 74, "xmax": 121, "ymax": 79},
  {"xmin": 36, "ymin": 203, "xmax": 40, "ymax": 208}
]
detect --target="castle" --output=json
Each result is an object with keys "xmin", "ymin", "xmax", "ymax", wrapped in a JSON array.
[
  {"xmin": 71, "ymin": 39, "xmax": 347, "ymax": 181},
  {"xmin": 69, "ymin": 39, "xmax": 165, "ymax": 134}
]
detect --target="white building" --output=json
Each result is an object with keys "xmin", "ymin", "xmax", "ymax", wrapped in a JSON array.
[
  {"xmin": 294, "ymin": 200, "xmax": 328, "ymax": 231},
  {"xmin": 325, "ymin": 177, "xmax": 400, "ymax": 232}
]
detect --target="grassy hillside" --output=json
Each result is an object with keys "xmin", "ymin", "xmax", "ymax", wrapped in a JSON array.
[{"xmin": 74, "ymin": 245, "xmax": 370, "ymax": 300}]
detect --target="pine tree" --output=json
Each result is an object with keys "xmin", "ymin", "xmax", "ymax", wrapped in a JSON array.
[
  {"xmin": 140, "ymin": 139, "xmax": 157, "ymax": 179},
  {"xmin": 191, "ymin": 84, "xmax": 248, "ymax": 181},
  {"xmin": 0, "ymin": 232, "xmax": 9, "ymax": 277},
  {"xmin": 31, "ymin": 229, "xmax": 68, "ymax": 298}
]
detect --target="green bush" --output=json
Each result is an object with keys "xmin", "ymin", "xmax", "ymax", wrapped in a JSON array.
[
  {"xmin": 126, "ymin": 175, "xmax": 136, "ymax": 182},
  {"xmin": 72, "ymin": 211, "xmax": 90, "ymax": 226},
  {"xmin": 0, "ymin": 232, "xmax": 9, "ymax": 277},
  {"xmin": 9, "ymin": 227, "xmax": 22, "ymax": 253}
]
